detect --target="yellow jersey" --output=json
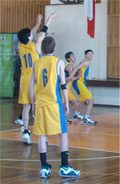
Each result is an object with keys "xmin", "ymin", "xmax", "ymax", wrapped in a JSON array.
[
  {"xmin": 18, "ymin": 41, "xmax": 39, "ymax": 76},
  {"xmin": 34, "ymin": 55, "xmax": 62, "ymax": 106}
]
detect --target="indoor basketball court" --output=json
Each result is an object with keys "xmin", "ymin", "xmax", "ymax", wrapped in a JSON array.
[{"xmin": 0, "ymin": 0, "xmax": 119, "ymax": 184}]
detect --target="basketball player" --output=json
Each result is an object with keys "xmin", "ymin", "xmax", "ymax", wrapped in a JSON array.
[
  {"xmin": 76, "ymin": 49, "xmax": 96, "ymax": 125},
  {"xmin": 65, "ymin": 51, "xmax": 88, "ymax": 121},
  {"xmin": 29, "ymin": 37, "xmax": 80, "ymax": 178},
  {"xmin": 17, "ymin": 13, "xmax": 56, "ymax": 145}
]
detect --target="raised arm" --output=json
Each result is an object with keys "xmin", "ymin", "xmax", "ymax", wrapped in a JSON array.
[
  {"xmin": 31, "ymin": 14, "xmax": 43, "ymax": 36},
  {"xmin": 59, "ymin": 60, "xmax": 69, "ymax": 116},
  {"xmin": 77, "ymin": 59, "xmax": 89, "ymax": 69},
  {"xmin": 36, "ymin": 13, "xmax": 57, "ymax": 45},
  {"xmin": 35, "ymin": 13, "xmax": 57, "ymax": 54}
]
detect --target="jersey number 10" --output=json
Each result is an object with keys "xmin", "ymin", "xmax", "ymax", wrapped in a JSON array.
[{"xmin": 23, "ymin": 53, "xmax": 32, "ymax": 68}]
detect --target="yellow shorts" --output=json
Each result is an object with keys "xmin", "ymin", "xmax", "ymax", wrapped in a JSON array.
[
  {"xmin": 33, "ymin": 102, "xmax": 67, "ymax": 136},
  {"xmin": 77, "ymin": 80, "xmax": 92, "ymax": 102},
  {"xmin": 18, "ymin": 75, "xmax": 31, "ymax": 104},
  {"xmin": 68, "ymin": 89, "xmax": 76, "ymax": 101}
]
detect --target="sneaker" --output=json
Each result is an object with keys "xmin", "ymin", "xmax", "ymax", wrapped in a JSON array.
[
  {"xmin": 67, "ymin": 119, "xmax": 72, "ymax": 123},
  {"xmin": 74, "ymin": 114, "xmax": 84, "ymax": 120},
  {"xmin": 59, "ymin": 165, "xmax": 80, "ymax": 178},
  {"xmin": 14, "ymin": 118, "xmax": 24, "ymax": 126},
  {"xmin": 83, "ymin": 115, "xmax": 97, "ymax": 125},
  {"xmin": 21, "ymin": 126, "xmax": 31, "ymax": 134},
  {"xmin": 23, "ymin": 132, "xmax": 32, "ymax": 145},
  {"xmin": 40, "ymin": 164, "xmax": 52, "ymax": 178}
]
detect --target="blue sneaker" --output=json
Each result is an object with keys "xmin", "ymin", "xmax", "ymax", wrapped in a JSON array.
[
  {"xmin": 40, "ymin": 164, "xmax": 52, "ymax": 178},
  {"xmin": 59, "ymin": 165, "xmax": 80, "ymax": 178}
]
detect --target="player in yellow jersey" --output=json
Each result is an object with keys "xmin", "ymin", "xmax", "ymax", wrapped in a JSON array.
[
  {"xmin": 29, "ymin": 37, "xmax": 80, "ymax": 178},
  {"xmin": 76, "ymin": 49, "xmax": 97, "ymax": 125},
  {"xmin": 17, "ymin": 13, "xmax": 57, "ymax": 145},
  {"xmin": 64, "ymin": 52, "xmax": 88, "ymax": 121},
  {"xmin": 65, "ymin": 51, "xmax": 96, "ymax": 125}
]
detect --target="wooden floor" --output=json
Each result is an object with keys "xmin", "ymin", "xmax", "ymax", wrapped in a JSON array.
[{"xmin": 0, "ymin": 99, "xmax": 120, "ymax": 184}]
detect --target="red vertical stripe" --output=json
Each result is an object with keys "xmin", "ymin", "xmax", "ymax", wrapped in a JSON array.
[{"xmin": 87, "ymin": 0, "xmax": 95, "ymax": 38}]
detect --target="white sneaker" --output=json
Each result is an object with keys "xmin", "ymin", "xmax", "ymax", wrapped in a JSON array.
[
  {"xmin": 14, "ymin": 119, "xmax": 24, "ymax": 126},
  {"xmin": 59, "ymin": 165, "xmax": 80, "ymax": 178},
  {"xmin": 83, "ymin": 115, "xmax": 97, "ymax": 125},
  {"xmin": 23, "ymin": 132, "xmax": 32, "ymax": 145},
  {"xmin": 74, "ymin": 113, "xmax": 84, "ymax": 120},
  {"xmin": 40, "ymin": 164, "xmax": 52, "ymax": 178}
]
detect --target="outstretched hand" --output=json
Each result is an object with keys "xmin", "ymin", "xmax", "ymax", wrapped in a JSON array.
[
  {"xmin": 64, "ymin": 103, "xmax": 70, "ymax": 116},
  {"xmin": 37, "ymin": 14, "xmax": 43, "ymax": 24},
  {"xmin": 49, "ymin": 13, "xmax": 57, "ymax": 19}
]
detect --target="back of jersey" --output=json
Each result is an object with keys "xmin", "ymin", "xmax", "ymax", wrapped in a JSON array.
[
  {"xmin": 19, "ymin": 42, "xmax": 39, "ymax": 75},
  {"xmin": 35, "ymin": 55, "xmax": 62, "ymax": 106}
]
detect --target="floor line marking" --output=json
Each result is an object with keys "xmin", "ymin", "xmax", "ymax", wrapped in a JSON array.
[
  {"xmin": 0, "ymin": 166, "xmax": 118, "ymax": 177},
  {"xmin": 0, "ymin": 137, "xmax": 119, "ymax": 153},
  {"xmin": 0, "ymin": 126, "xmax": 119, "ymax": 137},
  {"xmin": 0, "ymin": 155, "xmax": 119, "ymax": 162}
]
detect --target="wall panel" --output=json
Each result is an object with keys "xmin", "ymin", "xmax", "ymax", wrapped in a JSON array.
[
  {"xmin": 107, "ymin": 0, "xmax": 120, "ymax": 79},
  {"xmin": 0, "ymin": 0, "xmax": 50, "ymax": 33}
]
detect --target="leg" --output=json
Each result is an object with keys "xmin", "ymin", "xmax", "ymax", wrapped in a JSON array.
[
  {"xmin": 22, "ymin": 104, "xmax": 32, "ymax": 144},
  {"xmin": 85, "ymin": 98, "xmax": 93, "ymax": 115},
  {"xmin": 38, "ymin": 135, "xmax": 52, "ymax": 178},
  {"xmin": 83, "ymin": 98, "xmax": 97, "ymax": 125},
  {"xmin": 22, "ymin": 104, "xmax": 31, "ymax": 129},
  {"xmin": 73, "ymin": 100, "xmax": 84, "ymax": 120},
  {"xmin": 14, "ymin": 111, "xmax": 24, "ymax": 126},
  {"xmin": 59, "ymin": 133, "xmax": 80, "ymax": 177}
]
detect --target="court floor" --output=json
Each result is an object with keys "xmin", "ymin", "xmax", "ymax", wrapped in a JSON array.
[{"xmin": 0, "ymin": 99, "xmax": 119, "ymax": 184}]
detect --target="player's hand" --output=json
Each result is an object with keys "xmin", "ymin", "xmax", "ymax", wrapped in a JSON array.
[
  {"xmin": 37, "ymin": 14, "xmax": 43, "ymax": 24},
  {"xmin": 49, "ymin": 13, "xmax": 57, "ymax": 19},
  {"xmin": 64, "ymin": 103, "xmax": 70, "ymax": 116},
  {"xmin": 32, "ymin": 104, "xmax": 35, "ymax": 119}
]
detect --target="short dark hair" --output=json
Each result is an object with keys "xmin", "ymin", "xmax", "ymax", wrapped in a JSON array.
[
  {"xmin": 65, "ymin": 51, "xmax": 73, "ymax": 62},
  {"xmin": 17, "ymin": 28, "xmax": 31, "ymax": 44},
  {"xmin": 42, "ymin": 36, "xmax": 56, "ymax": 54},
  {"xmin": 84, "ymin": 49, "xmax": 93, "ymax": 55}
]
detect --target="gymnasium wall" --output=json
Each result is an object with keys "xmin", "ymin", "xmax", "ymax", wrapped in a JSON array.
[
  {"xmin": 45, "ymin": 1, "xmax": 107, "ymax": 79},
  {"xmin": 46, "ymin": 1, "xmax": 119, "ymax": 106},
  {"xmin": 0, "ymin": 0, "xmax": 50, "ymax": 33}
]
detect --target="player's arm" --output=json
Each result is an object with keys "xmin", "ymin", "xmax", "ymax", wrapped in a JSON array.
[
  {"xmin": 35, "ymin": 13, "xmax": 57, "ymax": 53},
  {"xmin": 65, "ymin": 65, "xmax": 80, "ymax": 83},
  {"xmin": 36, "ymin": 13, "xmax": 57, "ymax": 45},
  {"xmin": 31, "ymin": 14, "xmax": 43, "ymax": 36},
  {"xmin": 29, "ymin": 64, "xmax": 36, "ymax": 117},
  {"xmin": 77, "ymin": 59, "xmax": 89, "ymax": 69},
  {"xmin": 59, "ymin": 60, "xmax": 69, "ymax": 116}
]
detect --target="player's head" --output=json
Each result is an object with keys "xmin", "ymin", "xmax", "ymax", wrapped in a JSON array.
[
  {"xmin": 18, "ymin": 28, "xmax": 33, "ymax": 44},
  {"xmin": 65, "ymin": 52, "xmax": 76, "ymax": 63},
  {"xmin": 84, "ymin": 49, "xmax": 93, "ymax": 60},
  {"xmin": 42, "ymin": 36, "xmax": 56, "ymax": 54}
]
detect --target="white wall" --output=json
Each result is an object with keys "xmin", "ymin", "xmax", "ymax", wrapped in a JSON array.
[
  {"xmin": 89, "ymin": 87, "xmax": 120, "ymax": 106},
  {"xmin": 45, "ymin": 2, "xmax": 120, "ymax": 106},
  {"xmin": 45, "ymin": 1, "xmax": 107, "ymax": 79}
]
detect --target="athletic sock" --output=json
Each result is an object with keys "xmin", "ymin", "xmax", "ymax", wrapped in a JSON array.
[
  {"xmin": 23, "ymin": 129, "xmax": 29, "ymax": 134},
  {"xmin": 61, "ymin": 151, "xmax": 69, "ymax": 166},
  {"xmin": 40, "ymin": 153, "xmax": 47, "ymax": 167}
]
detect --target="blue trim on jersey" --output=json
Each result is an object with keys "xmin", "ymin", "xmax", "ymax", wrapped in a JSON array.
[
  {"xmin": 84, "ymin": 67, "xmax": 89, "ymax": 85},
  {"xmin": 72, "ymin": 80, "xmax": 80, "ymax": 95},
  {"xmin": 56, "ymin": 75, "xmax": 67, "ymax": 134}
]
